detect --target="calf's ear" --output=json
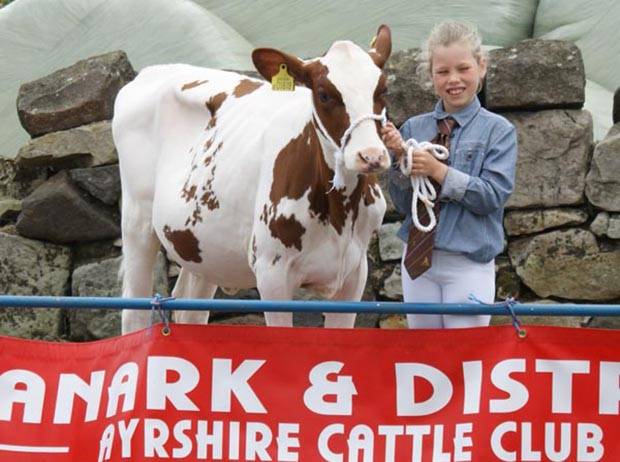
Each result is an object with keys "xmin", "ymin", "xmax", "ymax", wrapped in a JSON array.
[
  {"xmin": 369, "ymin": 25, "xmax": 392, "ymax": 69},
  {"xmin": 252, "ymin": 49, "xmax": 309, "ymax": 87}
]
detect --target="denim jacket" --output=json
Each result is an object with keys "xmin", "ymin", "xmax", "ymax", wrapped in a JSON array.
[{"xmin": 388, "ymin": 98, "xmax": 517, "ymax": 263}]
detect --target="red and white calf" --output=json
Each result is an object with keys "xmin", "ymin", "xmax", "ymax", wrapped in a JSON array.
[{"xmin": 113, "ymin": 26, "xmax": 392, "ymax": 333}]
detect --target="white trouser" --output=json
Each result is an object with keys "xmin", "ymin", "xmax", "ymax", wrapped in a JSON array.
[{"xmin": 401, "ymin": 247, "xmax": 495, "ymax": 329}]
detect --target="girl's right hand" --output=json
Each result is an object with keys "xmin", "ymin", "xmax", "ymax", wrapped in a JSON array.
[{"xmin": 380, "ymin": 122, "xmax": 405, "ymax": 157}]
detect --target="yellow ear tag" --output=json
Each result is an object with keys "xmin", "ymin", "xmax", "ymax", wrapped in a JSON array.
[
  {"xmin": 271, "ymin": 63, "xmax": 295, "ymax": 91},
  {"xmin": 369, "ymin": 35, "xmax": 377, "ymax": 48}
]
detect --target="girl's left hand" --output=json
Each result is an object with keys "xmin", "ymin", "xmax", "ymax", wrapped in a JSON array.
[{"xmin": 412, "ymin": 149, "xmax": 449, "ymax": 184}]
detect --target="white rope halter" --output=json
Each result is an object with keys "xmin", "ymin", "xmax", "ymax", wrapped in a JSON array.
[
  {"xmin": 312, "ymin": 107, "xmax": 387, "ymax": 191},
  {"xmin": 399, "ymin": 138, "xmax": 449, "ymax": 232}
]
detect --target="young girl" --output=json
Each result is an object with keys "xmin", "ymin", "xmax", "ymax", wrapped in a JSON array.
[{"xmin": 381, "ymin": 21, "xmax": 517, "ymax": 329}]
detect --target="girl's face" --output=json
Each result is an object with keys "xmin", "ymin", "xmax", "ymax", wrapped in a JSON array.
[{"xmin": 431, "ymin": 41, "xmax": 486, "ymax": 113}]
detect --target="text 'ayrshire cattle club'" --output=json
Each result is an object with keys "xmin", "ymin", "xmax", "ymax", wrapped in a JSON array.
[{"xmin": 112, "ymin": 25, "xmax": 393, "ymax": 333}]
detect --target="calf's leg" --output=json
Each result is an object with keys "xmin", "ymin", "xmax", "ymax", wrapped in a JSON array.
[
  {"xmin": 324, "ymin": 259, "xmax": 368, "ymax": 328},
  {"xmin": 120, "ymin": 200, "xmax": 161, "ymax": 334},
  {"xmin": 256, "ymin": 267, "xmax": 296, "ymax": 327},
  {"xmin": 173, "ymin": 268, "xmax": 217, "ymax": 324}
]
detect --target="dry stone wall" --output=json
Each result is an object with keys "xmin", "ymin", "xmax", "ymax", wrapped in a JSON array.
[{"xmin": 1, "ymin": 42, "xmax": 619, "ymax": 340}]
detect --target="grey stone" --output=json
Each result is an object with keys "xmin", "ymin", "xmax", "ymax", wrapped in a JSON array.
[
  {"xmin": 505, "ymin": 110, "xmax": 592, "ymax": 208},
  {"xmin": 293, "ymin": 312, "xmax": 323, "ymax": 327},
  {"xmin": 366, "ymin": 231, "xmax": 384, "ymax": 289},
  {"xmin": 384, "ymin": 48, "xmax": 436, "ymax": 127},
  {"xmin": 215, "ymin": 287, "xmax": 260, "ymax": 300},
  {"xmin": 209, "ymin": 287, "xmax": 260, "ymax": 320},
  {"xmin": 495, "ymin": 256, "xmax": 521, "ymax": 300},
  {"xmin": 608, "ymin": 216, "xmax": 620, "ymax": 239},
  {"xmin": 492, "ymin": 315, "xmax": 585, "ymax": 328},
  {"xmin": 504, "ymin": 208, "xmax": 588, "ymax": 236},
  {"xmin": 71, "ymin": 239, "xmax": 122, "ymax": 268},
  {"xmin": 608, "ymin": 123, "xmax": 620, "ymax": 138},
  {"xmin": 0, "ymin": 232, "xmax": 70, "ymax": 339},
  {"xmin": 66, "ymin": 307, "xmax": 120, "ymax": 341},
  {"xmin": 590, "ymin": 212, "xmax": 610, "ymax": 237},
  {"xmin": 16, "ymin": 121, "xmax": 117, "ymax": 170},
  {"xmin": 585, "ymin": 129, "xmax": 620, "ymax": 211},
  {"xmin": 508, "ymin": 229, "xmax": 620, "ymax": 300},
  {"xmin": 0, "ymin": 198, "xmax": 21, "ymax": 223},
  {"xmin": 355, "ymin": 313, "xmax": 380, "ymax": 328},
  {"xmin": 0, "ymin": 156, "xmax": 47, "ymax": 199},
  {"xmin": 377, "ymin": 170, "xmax": 401, "ymax": 221},
  {"xmin": 294, "ymin": 284, "xmax": 375, "ymax": 308},
  {"xmin": 379, "ymin": 265, "xmax": 403, "ymax": 300},
  {"xmin": 379, "ymin": 314, "xmax": 407, "ymax": 329},
  {"xmin": 168, "ymin": 262, "xmax": 181, "ymax": 278},
  {"xmin": 68, "ymin": 253, "xmax": 169, "ymax": 340},
  {"xmin": 491, "ymin": 298, "xmax": 587, "ymax": 328},
  {"xmin": 293, "ymin": 287, "xmax": 323, "ymax": 301},
  {"xmin": 486, "ymin": 40, "xmax": 585, "ymax": 111},
  {"xmin": 378, "ymin": 222, "xmax": 403, "ymax": 261},
  {"xmin": 292, "ymin": 312, "xmax": 379, "ymax": 328},
  {"xmin": 0, "ymin": 308, "xmax": 64, "ymax": 340},
  {"xmin": 210, "ymin": 313, "xmax": 265, "ymax": 326},
  {"xmin": 16, "ymin": 170, "xmax": 120, "ymax": 244},
  {"xmin": 72, "ymin": 253, "xmax": 169, "ymax": 298},
  {"xmin": 367, "ymin": 229, "xmax": 380, "ymax": 262},
  {"xmin": 369, "ymin": 237, "xmax": 401, "ymax": 301},
  {"xmin": 0, "ymin": 231, "xmax": 71, "ymax": 295},
  {"xmin": 17, "ymin": 51, "xmax": 136, "ymax": 136},
  {"xmin": 587, "ymin": 316, "xmax": 620, "ymax": 329},
  {"xmin": 68, "ymin": 164, "xmax": 121, "ymax": 205},
  {"xmin": 590, "ymin": 212, "xmax": 620, "ymax": 239},
  {"xmin": 0, "ymin": 224, "xmax": 17, "ymax": 235}
]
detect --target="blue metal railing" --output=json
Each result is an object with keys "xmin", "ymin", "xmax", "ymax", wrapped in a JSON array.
[{"xmin": 0, "ymin": 295, "xmax": 619, "ymax": 316}]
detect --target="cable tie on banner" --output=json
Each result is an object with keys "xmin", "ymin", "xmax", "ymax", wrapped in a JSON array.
[
  {"xmin": 503, "ymin": 297, "xmax": 526, "ymax": 338},
  {"xmin": 468, "ymin": 294, "xmax": 526, "ymax": 338},
  {"xmin": 150, "ymin": 293, "xmax": 175, "ymax": 336}
]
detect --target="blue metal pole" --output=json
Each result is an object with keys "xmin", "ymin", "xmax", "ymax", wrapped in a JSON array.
[{"xmin": 0, "ymin": 295, "xmax": 619, "ymax": 316}]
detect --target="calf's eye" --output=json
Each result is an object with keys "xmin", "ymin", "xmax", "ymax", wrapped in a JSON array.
[{"xmin": 318, "ymin": 90, "xmax": 331, "ymax": 103}]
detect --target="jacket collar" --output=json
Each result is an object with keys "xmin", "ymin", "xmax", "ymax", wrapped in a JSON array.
[{"xmin": 433, "ymin": 97, "xmax": 481, "ymax": 128}]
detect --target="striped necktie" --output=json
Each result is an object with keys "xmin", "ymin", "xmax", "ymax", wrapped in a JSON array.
[{"xmin": 403, "ymin": 117, "xmax": 457, "ymax": 280}]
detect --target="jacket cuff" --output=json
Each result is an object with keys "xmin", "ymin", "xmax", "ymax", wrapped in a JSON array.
[{"xmin": 440, "ymin": 167, "xmax": 469, "ymax": 201}]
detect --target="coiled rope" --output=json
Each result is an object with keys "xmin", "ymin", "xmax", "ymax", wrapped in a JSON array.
[{"xmin": 399, "ymin": 139, "xmax": 449, "ymax": 232}]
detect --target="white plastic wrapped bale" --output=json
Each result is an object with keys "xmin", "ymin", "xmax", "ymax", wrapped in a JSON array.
[
  {"xmin": 534, "ymin": 0, "xmax": 620, "ymax": 140},
  {"xmin": 0, "ymin": 0, "xmax": 253, "ymax": 159},
  {"xmin": 197, "ymin": 0, "xmax": 538, "ymax": 56}
]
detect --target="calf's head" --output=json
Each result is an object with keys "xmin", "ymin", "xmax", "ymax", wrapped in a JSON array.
[{"xmin": 252, "ymin": 25, "xmax": 392, "ymax": 176}]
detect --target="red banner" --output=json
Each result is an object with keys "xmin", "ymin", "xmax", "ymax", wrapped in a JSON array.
[{"xmin": 1, "ymin": 324, "xmax": 619, "ymax": 461}]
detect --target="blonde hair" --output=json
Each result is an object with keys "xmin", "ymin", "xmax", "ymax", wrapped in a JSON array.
[{"xmin": 417, "ymin": 21, "xmax": 487, "ymax": 89}]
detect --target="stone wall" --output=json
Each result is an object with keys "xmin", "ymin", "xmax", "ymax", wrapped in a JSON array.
[{"xmin": 1, "ymin": 41, "xmax": 619, "ymax": 340}]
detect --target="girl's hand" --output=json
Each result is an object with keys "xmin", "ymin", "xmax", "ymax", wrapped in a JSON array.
[
  {"xmin": 380, "ymin": 122, "xmax": 405, "ymax": 157},
  {"xmin": 412, "ymin": 149, "xmax": 449, "ymax": 184}
]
